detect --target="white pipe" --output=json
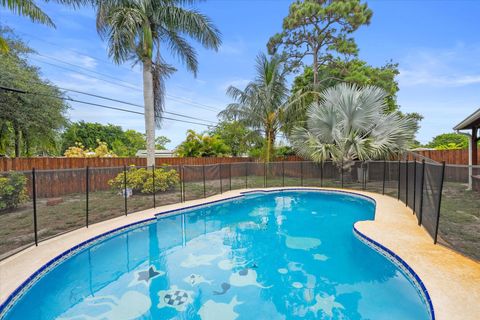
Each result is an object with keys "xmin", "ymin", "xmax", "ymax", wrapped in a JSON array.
[{"xmin": 456, "ymin": 130, "xmax": 472, "ymax": 190}]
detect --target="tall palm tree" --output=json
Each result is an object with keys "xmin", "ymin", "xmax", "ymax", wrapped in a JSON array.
[
  {"xmin": 96, "ymin": 0, "xmax": 221, "ymax": 166},
  {"xmin": 290, "ymin": 83, "xmax": 416, "ymax": 170},
  {"xmin": 219, "ymin": 53, "xmax": 288, "ymax": 162}
]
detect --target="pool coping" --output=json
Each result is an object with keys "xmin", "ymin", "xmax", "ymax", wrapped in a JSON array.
[{"xmin": 1, "ymin": 187, "xmax": 479, "ymax": 319}]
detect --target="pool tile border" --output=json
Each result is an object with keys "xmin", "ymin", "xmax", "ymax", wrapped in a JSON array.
[
  {"xmin": 353, "ymin": 225, "xmax": 435, "ymax": 320},
  {"xmin": 0, "ymin": 188, "xmax": 432, "ymax": 319}
]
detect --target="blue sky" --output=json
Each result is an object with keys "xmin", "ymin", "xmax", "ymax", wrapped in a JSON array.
[{"xmin": 1, "ymin": 0, "xmax": 480, "ymax": 149}]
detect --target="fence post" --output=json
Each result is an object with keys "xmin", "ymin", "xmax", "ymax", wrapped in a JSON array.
[
  {"xmin": 362, "ymin": 161, "xmax": 366, "ymax": 190},
  {"xmin": 320, "ymin": 162, "xmax": 323, "ymax": 187},
  {"xmin": 245, "ymin": 163, "xmax": 248, "ymax": 189},
  {"xmin": 124, "ymin": 165, "xmax": 128, "ymax": 216},
  {"xmin": 32, "ymin": 168, "xmax": 38, "ymax": 246},
  {"xmin": 229, "ymin": 163, "xmax": 232, "ymax": 191},
  {"xmin": 405, "ymin": 159, "xmax": 409, "ymax": 207},
  {"xmin": 202, "ymin": 165, "xmax": 206, "ymax": 198},
  {"xmin": 86, "ymin": 166, "xmax": 89, "ymax": 228},
  {"xmin": 434, "ymin": 161, "xmax": 446, "ymax": 244},
  {"xmin": 282, "ymin": 161, "xmax": 285, "ymax": 187},
  {"xmin": 418, "ymin": 159, "xmax": 425, "ymax": 226},
  {"xmin": 413, "ymin": 161, "xmax": 416, "ymax": 214},
  {"xmin": 382, "ymin": 160, "xmax": 386, "ymax": 195},
  {"xmin": 220, "ymin": 165, "xmax": 223, "ymax": 194},
  {"xmin": 181, "ymin": 166, "xmax": 185, "ymax": 202},
  {"xmin": 341, "ymin": 159, "xmax": 344, "ymax": 188},
  {"xmin": 152, "ymin": 165, "xmax": 156, "ymax": 208},
  {"xmin": 264, "ymin": 162, "xmax": 267, "ymax": 188},
  {"xmin": 300, "ymin": 161, "xmax": 304, "ymax": 186},
  {"xmin": 397, "ymin": 159, "xmax": 401, "ymax": 200}
]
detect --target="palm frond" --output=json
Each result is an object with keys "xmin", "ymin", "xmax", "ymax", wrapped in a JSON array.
[{"xmin": 2, "ymin": 0, "xmax": 54, "ymax": 26}]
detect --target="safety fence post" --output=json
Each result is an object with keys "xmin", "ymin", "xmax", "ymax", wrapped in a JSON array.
[
  {"xmin": 124, "ymin": 165, "xmax": 128, "ymax": 216},
  {"xmin": 341, "ymin": 159, "xmax": 344, "ymax": 189},
  {"xmin": 152, "ymin": 165, "xmax": 156, "ymax": 208},
  {"xmin": 413, "ymin": 161, "xmax": 417, "ymax": 214},
  {"xmin": 320, "ymin": 162, "xmax": 323, "ymax": 187},
  {"xmin": 300, "ymin": 161, "xmax": 304, "ymax": 187},
  {"xmin": 32, "ymin": 167, "xmax": 38, "ymax": 246},
  {"xmin": 264, "ymin": 162, "xmax": 267, "ymax": 188},
  {"xmin": 397, "ymin": 159, "xmax": 401, "ymax": 200},
  {"xmin": 282, "ymin": 161, "xmax": 285, "ymax": 187},
  {"xmin": 434, "ymin": 162, "xmax": 446, "ymax": 244},
  {"xmin": 202, "ymin": 165, "xmax": 206, "ymax": 198},
  {"xmin": 181, "ymin": 166, "xmax": 185, "ymax": 202},
  {"xmin": 219, "ymin": 164, "xmax": 223, "ymax": 194},
  {"xmin": 245, "ymin": 163, "xmax": 248, "ymax": 189},
  {"xmin": 229, "ymin": 163, "xmax": 232, "ymax": 191},
  {"xmin": 418, "ymin": 160, "xmax": 425, "ymax": 226},
  {"xmin": 382, "ymin": 160, "xmax": 386, "ymax": 195},
  {"xmin": 86, "ymin": 166, "xmax": 89, "ymax": 227},
  {"xmin": 405, "ymin": 159, "xmax": 409, "ymax": 207}
]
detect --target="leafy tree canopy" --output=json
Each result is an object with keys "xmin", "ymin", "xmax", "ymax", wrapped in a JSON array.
[
  {"xmin": 0, "ymin": 27, "xmax": 68, "ymax": 157},
  {"xmin": 268, "ymin": 0, "xmax": 372, "ymax": 84},
  {"xmin": 61, "ymin": 121, "xmax": 171, "ymax": 157},
  {"xmin": 425, "ymin": 133, "xmax": 470, "ymax": 150},
  {"xmin": 175, "ymin": 129, "xmax": 230, "ymax": 157},
  {"xmin": 209, "ymin": 121, "xmax": 261, "ymax": 156}
]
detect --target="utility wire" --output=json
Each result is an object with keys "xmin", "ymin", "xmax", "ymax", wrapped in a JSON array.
[
  {"xmin": 0, "ymin": 85, "xmax": 218, "ymax": 128},
  {"xmin": 30, "ymin": 53, "xmax": 222, "ymax": 112},
  {"xmin": 0, "ymin": 70, "xmax": 218, "ymax": 124}
]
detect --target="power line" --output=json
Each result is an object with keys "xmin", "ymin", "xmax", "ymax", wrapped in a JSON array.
[
  {"xmin": 0, "ymin": 70, "xmax": 218, "ymax": 124},
  {"xmin": 0, "ymin": 85, "xmax": 217, "ymax": 127},
  {"xmin": 30, "ymin": 53, "xmax": 223, "ymax": 112}
]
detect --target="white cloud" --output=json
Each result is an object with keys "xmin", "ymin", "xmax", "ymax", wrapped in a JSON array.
[
  {"xmin": 397, "ymin": 44, "xmax": 480, "ymax": 87},
  {"xmin": 218, "ymin": 78, "xmax": 250, "ymax": 91},
  {"xmin": 218, "ymin": 39, "xmax": 247, "ymax": 55}
]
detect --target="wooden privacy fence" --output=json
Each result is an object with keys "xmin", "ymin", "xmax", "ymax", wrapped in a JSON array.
[
  {"xmin": 0, "ymin": 156, "xmax": 303, "ymax": 171},
  {"xmin": 409, "ymin": 149, "xmax": 479, "ymax": 165}
]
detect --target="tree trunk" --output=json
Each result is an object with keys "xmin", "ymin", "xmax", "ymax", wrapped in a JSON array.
[
  {"xmin": 13, "ymin": 122, "xmax": 20, "ymax": 158},
  {"xmin": 265, "ymin": 128, "xmax": 275, "ymax": 163},
  {"xmin": 313, "ymin": 49, "xmax": 319, "ymax": 86},
  {"xmin": 143, "ymin": 59, "xmax": 156, "ymax": 167}
]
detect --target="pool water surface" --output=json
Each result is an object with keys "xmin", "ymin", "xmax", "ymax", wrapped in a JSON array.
[{"xmin": 2, "ymin": 190, "xmax": 431, "ymax": 319}]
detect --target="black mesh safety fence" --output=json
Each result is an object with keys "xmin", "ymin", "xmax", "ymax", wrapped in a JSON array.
[
  {"xmin": 36, "ymin": 168, "xmax": 87, "ymax": 242},
  {"xmin": 421, "ymin": 163, "xmax": 445, "ymax": 242},
  {"xmin": 0, "ymin": 170, "xmax": 34, "ymax": 259},
  {"xmin": 182, "ymin": 165, "xmax": 206, "ymax": 201},
  {"xmin": 230, "ymin": 162, "xmax": 248, "ymax": 190},
  {"xmin": 1, "ymin": 159, "xmax": 453, "ymax": 260},
  {"xmin": 407, "ymin": 161, "xmax": 416, "ymax": 212},
  {"xmin": 343, "ymin": 161, "xmax": 364, "ymax": 191},
  {"xmin": 283, "ymin": 161, "xmax": 302, "ymax": 186},
  {"xmin": 437, "ymin": 164, "xmax": 480, "ymax": 261},
  {"xmin": 266, "ymin": 162, "xmax": 285, "ymax": 188},
  {"xmin": 153, "ymin": 165, "xmax": 182, "ymax": 207},
  {"xmin": 364, "ymin": 161, "xmax": 385, "ymax": 194},
  {"xmin": 322, "ymin": 161, "xmax": 342, "ymax": 188},
  {"xmin": 204, "ymin": 164, "xmax": 222, "ymax": 197},
  {"xmin": 245, "ymin": 162, "xmax": 265, "ymax": 189},
  {"xmin": 301, "ymin": 161, "xmax": 322, "ymax": 187},
  {"xmin": 88, "ymin": 166, "xmax": 126, "ymax": 224},
  {"xmin": 399, "ymin": 161, "xmax": 407, "ymax": 203}
]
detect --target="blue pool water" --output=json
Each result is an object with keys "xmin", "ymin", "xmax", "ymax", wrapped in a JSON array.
[{"xmin": 2, "ymin": 190, "xmax": 431, "ymax": 319}]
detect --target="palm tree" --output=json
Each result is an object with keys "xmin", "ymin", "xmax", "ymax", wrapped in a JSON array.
[
  {"xmin": 0, "ymin": 0, "xmax": 83, "ymax": 52},
  {"xmin": 290, "ymin": 83, "xmax": 416, "ymax": 170},
  {"xmin": 96, "ymin": 0, "xmax": 221, "ymax": 166},
  {"xmin": 219, "ymin": 53, "xmax": 288, "ymax": 162}
]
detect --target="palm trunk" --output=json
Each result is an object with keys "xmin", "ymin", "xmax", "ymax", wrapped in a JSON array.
[
  {"xmin": 143, "ymin": 59, "xmax": 156, "ymax": 167},
  {"xmin": 13, "ymin": 122, "xmax": 21, "ymax": 158}
]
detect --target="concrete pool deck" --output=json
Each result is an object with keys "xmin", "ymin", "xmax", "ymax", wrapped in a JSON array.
[{"xmin": 0, "ymin": 187, "xmax": 479, "ymax": 319}]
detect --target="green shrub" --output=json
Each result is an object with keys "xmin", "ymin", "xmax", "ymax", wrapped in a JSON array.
[
  {"xmin": 0, "ymin": 171, "xmax": 28, "ymax": 211},
  {"xmin": 108, "ymin": 166, "xmax": 179, "ymax": 194}
]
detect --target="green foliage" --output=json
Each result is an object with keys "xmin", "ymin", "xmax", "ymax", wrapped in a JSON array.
[
  {"xmin": 109, "ymin": 166, "xmax": 179, "ymax": 194},
  {"xmin": 426, "ymin": 133, "xmax": 469, "ymax": 150},
  {"xmin": 291, "ymin": 83, "xmax": 417, "ymax": 169},
  {"xmin": 268, "ymin": 0, "xmax": 372, "ymax": 83},
  {"xmin": 218, "ymin": 54, "xmax": 288, "ymax": 162},
  {"xmin": 175, "ymin": 130, "xmax": 230, "ymax": 157},
  {"xmin": 62, "ymin": 122, "xmax": 168, "ymax": 157},
  {"xmin": 275, "ymin": 146, "xmax": 296, "ymax": 157},
  {"xmin": 0, "ymin": 27, "xmax": 68, "ymax": 157},
  {"xmin": 0, "ymin": 171, "xmax": 28, "ymax": 211},
  {"xmin": 210, "ymin": 121, "xmax": 261, "ymax": 156},
  {"xmin": 292, "ymin": 59, "xmax": 400, "ymax": 113},
  {"xmin": 64, "ymin": 140, "xmax": 117, "ymax": 157},
  {"xmin": 155, "ymin": 136, "xmax": 171, "ymax": 150}
]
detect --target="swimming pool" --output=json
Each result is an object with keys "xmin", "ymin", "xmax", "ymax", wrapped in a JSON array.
[{"xmin": 1, "ymin": 190, "xmax": 432, "ymax": 319}]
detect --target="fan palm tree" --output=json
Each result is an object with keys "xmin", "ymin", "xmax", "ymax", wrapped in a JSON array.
[
  {"xmin": 96, "ymin": 0, "xmax": 221, "ymax": 166},
  {"xmin": 290, "ymin": 83, "xmax": 416, "ymax": 171},
  {"xmin": 219, "ymin": 53, "xmax": 288, "ymax": 162}
]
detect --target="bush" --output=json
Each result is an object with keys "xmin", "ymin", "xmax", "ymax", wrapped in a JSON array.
[
  {"xmin": 0, "ymin": 172, "xmax": 28, "ymax": 211},
  {"xmin": 108, "ymin": 166, "xmax": 179, "ymax": 194}
]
